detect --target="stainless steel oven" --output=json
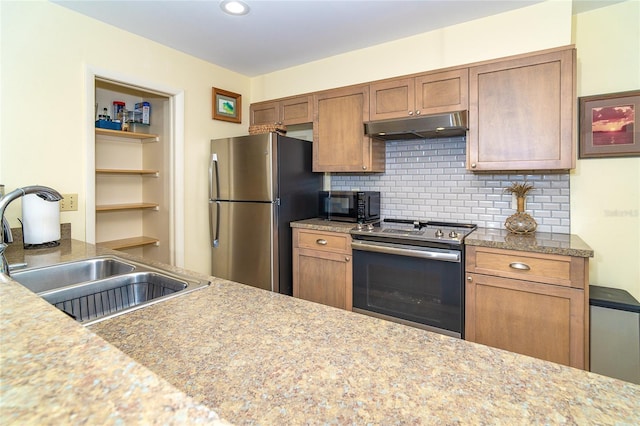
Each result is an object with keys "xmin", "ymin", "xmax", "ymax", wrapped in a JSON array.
[{"xmin": 351, "ymin": 219, "xmax": 476, "ymax": 338}]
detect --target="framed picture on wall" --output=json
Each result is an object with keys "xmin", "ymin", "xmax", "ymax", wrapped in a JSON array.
[
  {"xmin": 579, "ymin": 90, "xmax": 639, "ymax": 158},
  {"xmin": 212, "ymin": 87, "xmax": 242, "ymax": 123}
]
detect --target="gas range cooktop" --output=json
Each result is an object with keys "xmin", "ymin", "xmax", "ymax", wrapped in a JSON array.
[{"xmin": 350, "ymin": 218, "xmax": 477, "ymax": 247}]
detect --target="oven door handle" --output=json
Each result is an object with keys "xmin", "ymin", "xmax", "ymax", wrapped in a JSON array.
[{"xmin": 351, "ymin": 241, "xmax": 460, "ymax": 262}]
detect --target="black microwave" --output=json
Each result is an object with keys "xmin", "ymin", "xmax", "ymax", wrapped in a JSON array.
[{"xmin": 318, "ymin": 191, "xmax": 380, "ymax": 223}]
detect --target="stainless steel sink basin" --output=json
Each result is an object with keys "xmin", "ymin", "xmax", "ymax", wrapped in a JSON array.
[
  {"xmin": 11, "ymin": 255, "xmax": 210, "ymax": 325},
  {"xmin": 40, "ymin": 271, "xmax": 202, "ymax": 325},
  {"xmin": 11, "ymin": 256, "xmax": 135, "ymax": 293}
]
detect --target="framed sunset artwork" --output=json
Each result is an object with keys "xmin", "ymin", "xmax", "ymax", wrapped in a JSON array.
[{"xmin": 579, "ymin": 90, "xmax": 639, "ymax": 158}]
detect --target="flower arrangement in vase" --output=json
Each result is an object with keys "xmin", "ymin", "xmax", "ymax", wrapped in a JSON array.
[{"xmin": 504, "ymin": 181, "xmax": 537, "ymax": 234}]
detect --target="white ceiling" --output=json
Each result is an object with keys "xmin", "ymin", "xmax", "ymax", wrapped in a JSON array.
[{"xmin": 52, "ymin": 0, "xmax": 623, "ymax": 77}]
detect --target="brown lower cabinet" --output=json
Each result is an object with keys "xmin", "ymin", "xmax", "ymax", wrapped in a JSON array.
[
  {"xmin": 465, "ymin": 246, "xmax": 589, "ymax": 369},
  {"xmin": 292, "ymin": 228, "xmax": 352, "ymax": 310}
]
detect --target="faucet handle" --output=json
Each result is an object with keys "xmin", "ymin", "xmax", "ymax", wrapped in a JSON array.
[{"xmin": 2, "ymin": 217, "xmax": 12, "ymax": 243}]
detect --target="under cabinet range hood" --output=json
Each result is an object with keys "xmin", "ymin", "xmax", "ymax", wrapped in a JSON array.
[{"xmin": 365, "ymin": 111, "xmax": 468, "ymax": 141}]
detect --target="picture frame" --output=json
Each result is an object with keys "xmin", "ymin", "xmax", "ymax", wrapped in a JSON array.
[
  {"xmin": 579, "ymin": 90, "xmax": 639, "ymax": 159},
  {"xmin": 212, "ymin": 87, "xmax": 242, "ymax": 123}
]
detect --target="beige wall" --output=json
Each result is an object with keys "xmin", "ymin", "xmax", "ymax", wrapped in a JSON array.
[
  {"xmin": 571, "ymin": 1, "xmax": 640, "ymax": 300},
  {"xmin": 0, "ymin": 1, "xmax": 250, "ymax": 274},
  {"xmin": 250, "ymin": 1, "xmax": 572, "ymax": 101}
]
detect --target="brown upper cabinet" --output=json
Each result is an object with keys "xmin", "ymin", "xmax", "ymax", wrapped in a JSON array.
[
  {"xmin": 467, "ymin": 47, "xmax": 576, "ymax": 171},
  {"xmin": 313, "ymin": 85, "xmax": 385, "ymax": 173},
  {"xmin": 250, "ymin": 95, "xmax": 313, "ymax": 126},
  {"xmin": 369, "ymin": 69, "xmax": 469, "ymax": 121},
  {"xmin": 249, "ymin": 45, "xmax": 576, "ymax": 173}
]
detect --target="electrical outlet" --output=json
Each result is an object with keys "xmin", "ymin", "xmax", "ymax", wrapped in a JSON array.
[{"xmin": 60, "ymin": 194, "xmax": 78, "ymax": 211}]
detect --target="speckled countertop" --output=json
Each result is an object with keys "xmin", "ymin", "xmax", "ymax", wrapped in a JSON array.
[
  {"xmin": 465, "ymin": 227, "xmax": 595, "ymax": 258},
  {"xmin": 3, "ymin": 239, "xmax": 637, "ymax": 425},
  {"xmin": 290, "ymin": 217, "xmax": 357, "ymax": 233}
]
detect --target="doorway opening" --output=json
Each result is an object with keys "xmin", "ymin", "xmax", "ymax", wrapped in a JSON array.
[{"xmin": 85, "ymin": 70, "xmax": 185, "ymax": 267}]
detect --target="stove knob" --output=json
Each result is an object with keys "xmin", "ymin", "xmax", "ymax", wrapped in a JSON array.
[
  {"xmin": 435, "ymin": 229, "xmax": 444, "ymax": 238},
  {"xmin": 366, "ymin": 223, "xmax": 374, "ymax": 231},
  {"xmin": 449, "ymin": 230, "xmax": 459, "ymax": 238}
]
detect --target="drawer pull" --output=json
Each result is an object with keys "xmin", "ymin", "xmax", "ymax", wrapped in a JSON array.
[
  {"xmin": 509, "ymin": 262, "xmax": 531, "ymax": 271},
  {"xmin": 316, "ymin": 239, "xmax": 328, "ymax": 245}
]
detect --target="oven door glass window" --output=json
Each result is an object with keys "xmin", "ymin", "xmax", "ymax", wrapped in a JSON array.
[{"xmin": 353, "ymin": 248, "xmax": 462, "ymax": 334}]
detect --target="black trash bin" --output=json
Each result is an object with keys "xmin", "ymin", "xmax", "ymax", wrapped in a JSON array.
[{"xmin": 590, "ymin": 285, "xmax": 640, "ymax": 384}]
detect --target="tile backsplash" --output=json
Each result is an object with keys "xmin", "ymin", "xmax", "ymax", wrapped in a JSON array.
[{"xmin": 330, "ymin": 137, "xmax": 570, "ymax": 233}]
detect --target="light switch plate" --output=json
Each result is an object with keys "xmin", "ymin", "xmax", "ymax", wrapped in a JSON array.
[{"xmin": 60, "ymin": 194, "xmax": 78, "ymax": 211}]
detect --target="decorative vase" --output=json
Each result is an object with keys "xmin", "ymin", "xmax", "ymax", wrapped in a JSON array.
[{"xmin": 505, "ymin": 196, "xmax": 537, "ymax": 234}]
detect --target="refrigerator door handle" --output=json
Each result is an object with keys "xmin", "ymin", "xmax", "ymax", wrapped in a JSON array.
[
  {"xmin": 209, "ymin": 153, "xmax": 219, "ymax": 201},
  {"xmin": 210, "ymin": 201, "xmax": 220, "ymax": 248}
]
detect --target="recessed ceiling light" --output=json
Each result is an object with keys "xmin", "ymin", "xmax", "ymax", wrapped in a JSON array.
[{"xmin": 220, "ymin": 0, "xmax": 250, "ymax": 16}]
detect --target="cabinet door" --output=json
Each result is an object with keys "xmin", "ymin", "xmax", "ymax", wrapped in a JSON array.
[
  {"xmin": 465, "ymin": 272, "xmax": 585, "ymax": 368},
  {"xmin": 468, "ymin": 48, "xmax": 575, "ymax": 171},
  {"xmin": 280, "ymin": 95, "xmax": 313, "ymax": 125},
  {"xmin": 369, "ymin": 77, "xmax": 415, "ymax": 121},
  {"xmin": 293, "ymin": 247, "xmax": 352, "ymax": 310},
  {"xmin": 250, "ymin": 101, "xmax": 279, "ymax": 125},
  {"xmin": 369, "ymin": 69, "xmax": 468, "ymax": 121},
  {"xmin": 313, "ymin": 85, "xmax": 384, "ymax": 172},
  {"xmin": 415, "ymin": 69, "xmax": 468, "ymax": 115}
]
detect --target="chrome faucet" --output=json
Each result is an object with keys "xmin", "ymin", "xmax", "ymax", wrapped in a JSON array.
[{"xmin": 0, "ymin": 185, "xmax": 63, "ymax": 275}]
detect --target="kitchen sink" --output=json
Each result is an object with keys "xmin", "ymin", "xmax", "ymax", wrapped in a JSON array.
[
  {"xmin": 11, "ymin": 256, "xmax": 136, "ymax": 293},
  {"xmin": 11, "ymin": 255, "xmax": 210, "ymax": 325}
]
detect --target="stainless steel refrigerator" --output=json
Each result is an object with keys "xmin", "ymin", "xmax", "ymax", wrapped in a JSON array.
[{"xmin": 209, "ymin": 133, "xmax": 321, "ymax": 295}]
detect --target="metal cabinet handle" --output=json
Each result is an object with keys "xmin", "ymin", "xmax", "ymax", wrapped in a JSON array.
[
  {"xmin": 467, "ymin": 276, "xmax": 472, "ymax": 282},
  {"xmin": 408, "ymin": 111, "xmax": 414, "ymax": 115},
  {"xmin": 415, "ymin": 110, "xmax": 421, "ymax": 115},
  {"xmin": 345, "ymin": 257, "xmax": 350, "ymax": 262},
  {"xmin": 316, "ymin": 239, "xmax": 327, "ymax": 245},
  {"xmin": 509, "ymin": 262, "xmax": 531, "ymax": 271},
  {"xmin": 471, "ymin": 163, "xmax": 477, "ymax": 169}
]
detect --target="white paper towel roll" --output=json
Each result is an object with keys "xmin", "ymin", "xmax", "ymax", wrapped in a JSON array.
[{"xmin": 22, "ymin": 194, "xmax": 61, "ymax": 244}]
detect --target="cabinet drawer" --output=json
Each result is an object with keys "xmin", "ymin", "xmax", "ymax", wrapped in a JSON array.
[
  {"xmin": 466, "ymin": 246, "xmax": 586, "ymax": 288},
  {"xmin": 465, "ymin": 272, "xmax": 585, "ymax": 368},
  {"xmin": 295, "ymin": 229, "xmax": 351, "ymax": 254}
]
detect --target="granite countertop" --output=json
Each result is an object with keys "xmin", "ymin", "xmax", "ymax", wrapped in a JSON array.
[
  {"xmin": 465, "ymin": 227, "xmax": 594, "ymax": 258},
  {"xmin": 3, "ymin": 240, "xmax": 638, "ymax": 424},
  {"xmin": 290, "ymin": 217, "xmax": 357, "ymax": 233}
]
